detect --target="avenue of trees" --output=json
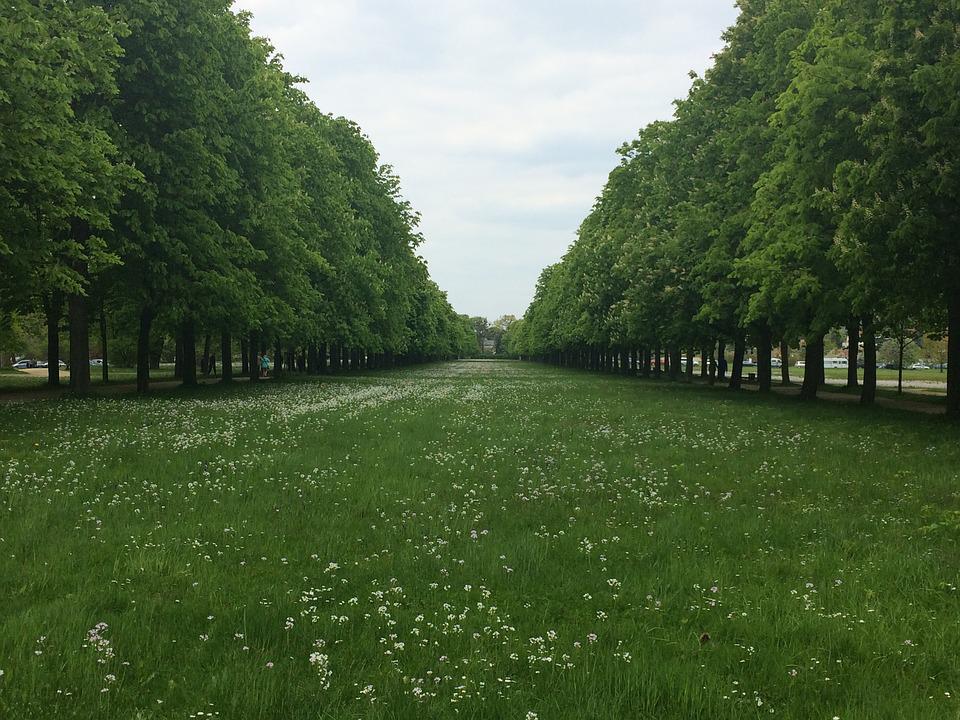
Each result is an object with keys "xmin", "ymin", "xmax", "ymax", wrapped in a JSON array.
[
  {"xmin": 0, "ymin": 0, "xmax": 472, "ymax": 392},
  {"xmin": 513, "ymin": 0, "xmax": 960, "ymax": 417}
]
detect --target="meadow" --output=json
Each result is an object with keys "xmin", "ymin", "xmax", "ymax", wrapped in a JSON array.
[{"xmin": 1, "ymin": 360, "xmax": 958, "ymax": 719}]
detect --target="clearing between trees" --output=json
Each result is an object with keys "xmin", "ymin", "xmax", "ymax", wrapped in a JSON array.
[{"xmin": 1, "ymin": 361, "xmax": 958, "ymax": 719}]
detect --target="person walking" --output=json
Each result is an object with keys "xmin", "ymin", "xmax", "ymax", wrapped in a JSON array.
[{"xmin": 260, "ymin": 352, "xmax": 271, "ymax": 378}]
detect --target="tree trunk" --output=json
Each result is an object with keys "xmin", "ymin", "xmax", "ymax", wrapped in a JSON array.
[
  {"xmin": 800, "ymin": 336, "xmax": 823, "ymax": 400},
  {"xmin": 274, "ymin": 341, "xmax": 283, "ymax": 378},
  {"xmin": 221, "ymin": 332, "xmax": 233, "ymax": 383},
  {"xmin": 847, "ymin": 318, "xmax": 860, "ymax": 389},
  {"xmin": 700, "ymin": 346, "xmax": 708, "ymax": 379},
  {"xmin": 947, "ymin": 292, "xmax": 960, "ymax": 418},
  {"xmin": 68, "ymin": 289, "xmax": 90, "ymax": 392},
  {"xmin": 686, "ymin": 350, "xmax": 694, "ymax": 379},
  {"xmin": 898, "ymin": 340, "xmax": 904, "ymax": 394},
  {"xmin": 861, "ymin": 316, "xmax": 877, "ymax": 405},
  {"xmin": 670, "ymin": 347, "xmax": 682, "ymax": 380},
  {"xmin": 241, "ymin": 338, "xmax": 249, "ymax": 376},
  {"xmin": 757, "ymin": 327, "xmax": 772, "ymax": 394},
  {"xmin": 716, "ymin": 341, "xmax": 727, "ymax": 381},
  {"xmin": 99, "ymin": 299, "xmax": 109, "ymax": 384},
  {"xmin": 729, "ymin": 334, "xmax": 745, "ymax": 390},
  {"xmin": 201, "ymin": 334, "xmax": 211, "ymax": 376},
  {"xmin": 319, "ymin": 343, "xmax": 328, "ymax": 374},
  {"xmin": 173, "ymin": 336, "xmax": 183, "ymax": 380},
  {"xmin": 780, "ymin": 341, "xmax": 791, "ymax": 385},
  {"xmin": 136, "ymin": 307, "xmax": 152, "ymax": 394},
  {"xmin": 181, "ymin": 319, "xmax": 198, "ymax": 387},
  {"xmin": 248, "ymin": 331, "xmax": 259, "ymax": 382},
  {"xmin": 707, "ymin": 340, "xmax": 717, "ymax": 384},
  {"xmin": 44, "ymin": 293, "xmax": 61, "ymax": 387},
  {"xmin": 654, "ymin": 347, "xmax": 662, "ymax": 376}
]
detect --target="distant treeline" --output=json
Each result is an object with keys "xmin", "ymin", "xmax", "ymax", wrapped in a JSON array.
[
  {"xmin": 512, "ymin": 0, "xmax": 960, "ymax": 417},
  {"xmin": 0, "ymin": 1, "xmax": 473, "ymax": 391}
]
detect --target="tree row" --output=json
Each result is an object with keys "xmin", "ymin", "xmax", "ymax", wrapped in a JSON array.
[
  {"xmin": 512, "ymin": 0, "xmax": 959, "ymax": 417},
  {"xmin": 0, "ymin": 0, "xmax": 472, "ymax": 392}
]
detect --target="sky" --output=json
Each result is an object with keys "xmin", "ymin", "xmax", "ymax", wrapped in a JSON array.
[{"xmin": 233, "ymin": 0, "xmax": 741, "ymax": 320}]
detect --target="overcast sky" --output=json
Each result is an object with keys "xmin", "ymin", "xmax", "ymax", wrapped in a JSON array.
[{"xmin": 233, "ymin": 0, "xmax": 740, "ymax": 320}]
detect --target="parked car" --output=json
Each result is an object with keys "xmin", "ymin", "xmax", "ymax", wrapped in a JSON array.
[
  {"xmin": 770, "ymin": 357, "xmax": 782, "ymax": 368},
  {"xmin": 743, "ymin": 358, "xmax": 757, "ymax": 367},
  {"xmin": 909, "ymin": 362, "xmax": 930, "ymax": 370},
  {"xmin": 12, "ymin": 359, "xmax": 37, "ymax": 369},
  {"xmin": 89, "ymin": 358, "xmax": 104, "ymax": 366},
  {"xmin": 795, "ymin": 361, "xmax": 806, "ymax": 368}
]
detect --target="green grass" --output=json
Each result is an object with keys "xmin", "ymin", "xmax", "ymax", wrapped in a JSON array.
[{"xmin": 1, "ymin": 361, "xmax": 958, "ymax": 719}]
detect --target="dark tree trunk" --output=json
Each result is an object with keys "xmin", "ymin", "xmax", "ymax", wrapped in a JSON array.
[
  {"xmin": 136, "ymin": 307, "xmax": 152, "ymax": 394},
  {"xmin": 320, "ymin": 343, "xmax": 329, "ymax": 374},
  {"xmin": 847, "ymin": 318, "xmax": 860, "ymax": 389},
  {"xmin": 248, "ymin": 331, "xmax": 259, "ymax": 382},
  {"xmin": 199, "ymin": 334, "xmax": 210, "ymax": 376},
  {"xmin": 274, "ymin": 341, "xmax": 283, "ymax": 378},
  {"xmin": 670, "ymin": 347, "xmax": 682, "ymax": 380},
  {"xmin": 947, "ymin": 292, "xmax": 960, "ymax": 418},
  {"xmin": 181, "ymin": 319, "xmax": 197, "ymax": 387},
  {"xmin": 68, "ymin": 288, "xmax": 90, "ymax": 392},
  {"xmin": 729, "ymin": 334, "xmax": 746, "ymax": 390},
  {"xmin": 716, "ymin": 341, "xmax": 727, "ymax": 380},
  {"xmin": 654, "ymin": 347, "xmax": 662, "ymax": 376},
  {"xmin": 800, "ymin": 336, "xmax": 823, "ymax": 400},
  {"xmin": 707, "ymin": 341, "xmax": 717, "ymax": 384},
  {"xmin": 221, "ymin": 332, "xmax": 233, "ymax": 383},
  {"xmin": 686, "ymin": 350, "xmax": 694, "ymax": 379},
  {"xmin": 780, "ymin": 341, "xmax": 791, "ymax": 385},
  {"xmin": 99, "ymin": 299, "xmax": 109, "ymax": 384},
  {"xmin": 700, "ymin": 346, "xmax": 708, "ymax": 379},
  {"xmin": 757, "ymin": 327, "xmax": 772, "ymax": 394},
  {"xmin": 44, "ymin": 292, "xmax": 61, "ymax": 387},
  {"xmin": 308, "ymin": 345, "xmax": 318, "ymax": 374},
  {"xmin": 898, "ymin": 341, "xmax": 904, "ymax": 394},
  {"xmin": 861, "ymin": 316, "xmax": 877, "ymax": 405},
  {"xmin": 173, "ymin": 336, "xmax": 183, "ymax": 380},
  {"xmin": 67, "ymin": 221, "xmax": 91, "ymax": 392},
  {"xmin": 241, "ymin": 338, "xmax": 249, "ymax": 375}
]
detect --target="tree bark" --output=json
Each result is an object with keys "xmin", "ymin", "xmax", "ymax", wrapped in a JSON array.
[
  {"xmin": 68, "ymin": 289, "xmax": 90, "ymax": 392},
  {"xmin": 780, "ymin": 341, "xmax": 791, "ymax": 385},
  {"xmin": 201, "ymin": 334, "xmax": 211, "ymax": 376},
  {"xmin": 947, "ymin": 292, "xmax": 960, "ymax": 418},
  {"xmin": 241, "ymin": 338, "xmax": 249, "ymax": 376},
  {"xmin": 221, "ymin": 332, "xmax": 233, "ymax": 383},
  {"xmin": 181, "ymin": 319, "xmax": 197, "ymax": 387},
  {"xmin": 670, "ymin": 347, "xmax": 682, "ymax": 380},
  {"xmin": 173, "ymin": 336, "xmax": 183, "ymax": 380},
  {"xmin": 686, "ymin": 350, "xmax": 694, "ymax": 379},
  {"xmin": 757, "ymin": 327, "xmax": 772, "ymax": 394},
  {"xmin": 861, "ymin": 316, "xmax": 877, "ymax": 405},
  {"xmin": 800, "ymin": 336, "xmax": 823, "ymax": 400},
  {"xmin": 99, "ymin": 299, "xmax": 109, "ymax": 384},
  {"xmin": 846, "ymin": 318, "xmax": 860, "ymax": 389},
  {"xmin": 44, "ymin": 292, "xmax": 61, "ymax": 387},
  {"xmin": 716, "ymin": 340, "xmax": 727, "ymax": 381},
  {"xmin": 707, "ymin": 340, "xmax": 717, "ymax": 385},
  {"xmin": 248, "ymin": 331, "xmax": 259, "ymax": 382},
  {"xmin": 136, "ymin": 306, "xmax": 152, "ymax": 394},
  {"xmin": 729, "ymin": 334, "xmax": 746, "ymax": 390},
  {"xmin": 700, "ymin": 346, "xmax": 708, "ymax": 379}
]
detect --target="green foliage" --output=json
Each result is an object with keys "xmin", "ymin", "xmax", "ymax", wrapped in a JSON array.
[
  {"xmin": 517, "ymin": 0, "xmax": 960, "ymax": 415},
  {"xmin": 1, "ymin": 0, "xmax": 464, "ymax": 377}
]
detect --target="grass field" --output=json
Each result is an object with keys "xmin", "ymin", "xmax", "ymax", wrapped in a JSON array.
[{"xmin": 1, "ymin": 361, "xmax": 958, "ymax": 719}]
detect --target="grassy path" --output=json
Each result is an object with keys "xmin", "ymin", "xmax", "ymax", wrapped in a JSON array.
[{"xmin": 1, "ymin": 361, "xmax": 958, "ymax": 719}]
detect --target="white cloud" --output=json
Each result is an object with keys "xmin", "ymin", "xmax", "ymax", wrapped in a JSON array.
[{"xmin": 234, "ymin": 0, "xmax": 740, "ymax": 318}]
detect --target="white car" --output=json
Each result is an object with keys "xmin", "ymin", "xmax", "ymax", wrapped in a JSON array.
[
  {"xmin": 12, "ymin": 359, "xmax": 36, "ymax": 369},
  {"xmin": 909, "ymin": 362, "xmax": 930, "ymax": 370},
  {"xmin": 771, "ymin": 357, "xmax": 782, "ymax": 368}
]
